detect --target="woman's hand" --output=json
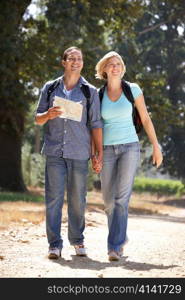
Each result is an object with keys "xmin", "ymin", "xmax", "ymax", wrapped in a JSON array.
[
  {"xmin": 91, "ymin": 156, "xmax": 102, "ymax": 174},
  {"xmin": 152, "ymin": 145, "xmax": 163, "ymax": 168}
]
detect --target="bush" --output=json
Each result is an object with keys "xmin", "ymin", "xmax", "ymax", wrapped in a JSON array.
[
  {"xmin": 22, "ymin": 143, "xmax": 45, "ymax": 187},
  {"xmin": 133, "ymin": 177, "xmax": 185, "ymax": 196}
]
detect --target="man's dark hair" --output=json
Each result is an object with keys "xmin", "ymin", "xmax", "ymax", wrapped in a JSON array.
[{"xmin": 62, "ymin": 46, "xmax": 82, "ymax": 61}]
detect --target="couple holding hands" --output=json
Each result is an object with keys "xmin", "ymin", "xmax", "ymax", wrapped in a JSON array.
[{"xmin": 35, "ymin": 46, "xmax": 162, "ymax": 261}]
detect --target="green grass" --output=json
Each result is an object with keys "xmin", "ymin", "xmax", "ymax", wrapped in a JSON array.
[
  {"xmin": 0, "ymin": 177, "xmax": 184, "ymax": 203},
  {"xmin": 0, "ymin": 192, "xmax": 44, "ymax": 203}
]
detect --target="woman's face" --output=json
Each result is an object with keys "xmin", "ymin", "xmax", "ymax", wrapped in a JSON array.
[{"xmin": 104, "ymin": 56, "xmax": 123, "ymax": 79}]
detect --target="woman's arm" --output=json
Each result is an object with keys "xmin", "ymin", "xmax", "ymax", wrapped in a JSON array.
[{"xmin": 135, "ymin": 94, "xmax": 163, "ymax": 168}]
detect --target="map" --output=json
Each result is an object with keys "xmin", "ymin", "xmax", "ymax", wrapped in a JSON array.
[{"xmin": 53, "ymin": 96, "xmax": 83, "ymax": 122}]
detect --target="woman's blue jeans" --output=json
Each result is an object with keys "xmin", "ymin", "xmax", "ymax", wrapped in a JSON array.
[
  {"xmin": 45, "ymin": 156, "xmax": 88, "ymax": 250},
  {"xmin": 100, "ymin": 142, "xmax": 140, "ymax": 253}
]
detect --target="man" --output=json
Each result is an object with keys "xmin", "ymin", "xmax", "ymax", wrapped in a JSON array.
[{"xmin": 35, "ymin": 46, "xmax": 103, "ymax": 259}]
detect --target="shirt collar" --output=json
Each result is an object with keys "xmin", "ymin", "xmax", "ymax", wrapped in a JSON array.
[{"xmin": 60, "ymin": 75, "xmax": 88, "ymax": 89}]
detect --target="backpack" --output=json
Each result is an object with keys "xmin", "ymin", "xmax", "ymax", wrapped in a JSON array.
[
  {"xmin": 99, "ymin": 80, "xmax": 143, "ymax": 134},
  {"xmin": 46, "ymin": 78, "xmax": 91, "ymax": 123}
]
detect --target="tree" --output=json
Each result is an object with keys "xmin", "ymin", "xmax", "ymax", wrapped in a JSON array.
[
  {"xmin": 0, "ymin": 0, "xmax": 32, "ymax": 191},
  {"xmin": 34, "ymin": 0, "xmax": 144, "ymax": 85}
]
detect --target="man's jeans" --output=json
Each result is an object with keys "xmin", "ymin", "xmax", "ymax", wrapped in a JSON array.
[
  {"xmin": 100, "ymin": 142, "xmax": 140, "ymax": 253},
  {"xmin": 45, "ymin": 156, "xmax": 88, "ymax": 250}
]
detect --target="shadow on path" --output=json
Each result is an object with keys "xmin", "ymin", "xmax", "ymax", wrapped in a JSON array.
[
  {"xmin": 129, "ymin": 213, "xmax": 185, "ymax": 224},
  {"xmin": 52, "ymin": 255, "xmax": 178, "ymax": 272},
  {"xmin": 149, "ymin": 199, "xmax": 185, "ymax": 209}
]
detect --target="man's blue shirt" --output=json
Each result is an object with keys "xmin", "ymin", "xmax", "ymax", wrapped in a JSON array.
[{"xmin": 36, "ymin": 76, "xmax": 102, "ymax": 160}]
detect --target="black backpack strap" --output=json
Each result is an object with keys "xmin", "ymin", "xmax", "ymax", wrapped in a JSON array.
[
  {"xmin": 121, "ymin": 80, "xmax": 142, "ymax": 133},
  {"xmin": 121, "ymin": 80, "xmax": 135, "ymax": 104},
  {"xmin": 99, "ymin": 81, "xmax": 134, "ymax": 104},
  {"xmin": 80, "ymin": 84, "xmax": 91, "ymax": 124},
  {"xmin": 80, "ymin": 84, "xmax": 91, "ymax": 101},
  {"xmin": 46, "ymin": 79, "xmax": 61, "ymax": 102},
  {"xmin": 99, "ymin": 84, "xmax": 106, "ymax": 102}
]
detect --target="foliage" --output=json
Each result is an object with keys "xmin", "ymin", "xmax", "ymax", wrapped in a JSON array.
[
  {"xmin": 20, "ymin": 0, "xmax": 145, "ymax": 88},
  {"xmin": 22, "ymin": 143, "xmax": 45, "ymax": 187},
  {"xmin": 0, "ymin": 192, "xmax": 44, "ymax": 202},
  {"xmin": 138, "ymin": 1, "xmax": 185, "ymax": 181},
  {"xmin": 133, "ymin": 177, "xmax": 185, "ymax": 196}
]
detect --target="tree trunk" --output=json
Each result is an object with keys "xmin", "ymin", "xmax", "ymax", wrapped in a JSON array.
[
  {"xmin": 0, "ymin": 0, "xmax": 33, "ymax": 192},
  {"xmin": 0, "ymin": 129, "xmax": 26, "ymax": 192}
]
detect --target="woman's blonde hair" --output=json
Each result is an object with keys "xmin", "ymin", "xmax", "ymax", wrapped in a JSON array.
[{"xmin": 95, "ymin": 51, "xmax": 126, "ymax": 80}]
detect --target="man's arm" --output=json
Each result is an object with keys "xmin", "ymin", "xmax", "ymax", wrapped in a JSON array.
[
  {"xmin": 91, "ymin": 128, "xmax": 103, "ymax": 174},
  {"xmin": 35, "ymin": 106, "xmax": 62, "ymax": 125},
  {"xmin": 91, "ymin": 128, "xmax": 103, "ymax": 162},
  {"xmin": 35, "ymin": 81, "xmax": 63, "ymax": 125},
  {"xmin": 86, "ymin": 86, "xmax": 103, "ymax": 172}
]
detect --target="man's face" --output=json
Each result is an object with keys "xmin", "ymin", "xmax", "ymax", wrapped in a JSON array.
[{"xmin": 62, "ymin": 50, "xmax": 83, "ymax": 74}]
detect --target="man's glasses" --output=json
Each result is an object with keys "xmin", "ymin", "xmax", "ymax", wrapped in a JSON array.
[{"xmin": 66, "ymin": 57, "xmax": 83, "ymax": 62}]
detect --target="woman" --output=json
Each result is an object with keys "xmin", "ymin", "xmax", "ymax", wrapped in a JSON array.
[{"xmin": 92, "ymin": 51, "xmax": 163, "ymax": 261}]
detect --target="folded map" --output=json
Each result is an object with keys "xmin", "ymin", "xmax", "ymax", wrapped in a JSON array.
[{"xmin": 53, "ymin": 96, "xmax": 83, "ymax": 122}]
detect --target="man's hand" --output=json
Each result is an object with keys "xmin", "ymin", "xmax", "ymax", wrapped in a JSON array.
[
  {"xmin": 47, "ymin": 106, "xmax": 63, "ymax": 120},
  {"xmin": 35, "ymin": 106, "xmax": 64, "ymax": 125},
  {"xmin": 91, "ymin": 155, "xmax": 102, "ymax": 174}
]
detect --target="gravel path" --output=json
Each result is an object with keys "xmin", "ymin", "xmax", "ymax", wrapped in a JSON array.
[{"xmin": 0, "ymin": 206, "xmax": 185, "ymax": 278}]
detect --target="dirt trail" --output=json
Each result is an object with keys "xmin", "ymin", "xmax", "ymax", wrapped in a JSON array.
[{"xmin": 0, "ymin": 204, "xmax": 185, "ymax": 278}]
